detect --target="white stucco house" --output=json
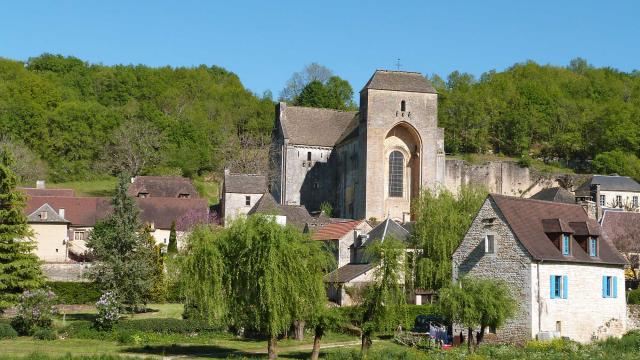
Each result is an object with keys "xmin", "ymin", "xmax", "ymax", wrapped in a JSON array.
[
  {"xmin": 453, "ymin": 194, "xmax": 627, "ymax": 344},
  {"xmin": 575, "ymin": 175, "xmax": 640, "ymax": 211}
]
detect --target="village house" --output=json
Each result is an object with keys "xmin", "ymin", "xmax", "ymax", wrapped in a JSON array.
[
  {"xmin": 600, "ymin": 210, "xmax": 640, "ymax": 281},
  {"xmin": 575, "ymin": 175, "xmax": 640, "ymax": 211},
  {"xmin": 220, "ymin": 171, "xmax": 268, "ymax": 225},
  {"xmin": 21, "ymin": 179, "xmax": 209, "ymax": 265},
  {"xmin": 453, "ymin": 194, "xmax": 627, "ymax": 343},
  {"xmin": 128, "ymin": 176, "xmax": 200, "ymax": 198}
]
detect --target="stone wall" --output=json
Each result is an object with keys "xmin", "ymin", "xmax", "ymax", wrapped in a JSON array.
[
  {"xmin": 444, "ymin": 159, "xmax": 560, "ymax": 196},
  {"xmin": 452, "ymin": 197, "xmax": 533, "ymax": 344},
  {"xmin": 42, "ymin": 262, "xmax": 91, "ymax": 282},
  {"xmin": 222, "ymin": 192, "xmax": 264, "ymax": 226}
]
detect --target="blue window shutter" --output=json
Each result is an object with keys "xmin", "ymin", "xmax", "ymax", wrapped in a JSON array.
[
  {"xmin": 563, "ymin": 275, "xmax": 568, "ymax": 299},
  {"xmin": 602, "ymin": 276, "xmax": 607, "ymax": 298},
  {"xmin": 550, "ymin": 275, "xmax": 555, "ymax": 299},
  {"xmin": 613, "ymin": 276, "xmax": 618, "ymax": 298}
]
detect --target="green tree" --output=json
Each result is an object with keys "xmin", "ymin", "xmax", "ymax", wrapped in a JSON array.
[
  {"xmin": 592, "ymin": 150, "xmax": 640, "ymax": 181},
  {"xmin": 412, "ymin": 187, "xmax": 486, "ymax": 290},
  {"xmin": 167, "ymin": 221, "xmax": 178, "ymax": 254},
  {"xmin": 360, "ymin": 238, "xmax": 406, "ymax": 352},
  {"xmin": 0, "ymin": 148, "xmax": 44, "ymax": 312},
  {"xmin": 87, "ymin": 175, "xmax": 156, "ymax": 310},
  {"xmin": 439, "ymin": 277, "xmax": 515, "ymax": 351}
]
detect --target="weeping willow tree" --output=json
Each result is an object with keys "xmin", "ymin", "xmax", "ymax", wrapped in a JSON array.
[
  {"xmin": 361, "ymin": 237, "xmax": 407, "ymax": 352},
  {"xmin": 180, "ymin": 215, "xmax": 326, "ymax": 359},
  {"xmin": 412, "ymin": 186, "xmax": 486, "ymax": 290}
]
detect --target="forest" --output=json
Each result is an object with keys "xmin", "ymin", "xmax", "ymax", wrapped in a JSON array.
[{"xmin": 1, "ymin": 55, "xmax": 640, "ymax": 182}]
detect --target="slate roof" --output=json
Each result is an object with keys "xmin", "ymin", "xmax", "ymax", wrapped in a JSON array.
[
  {"xmin": 20, "ymin": 188, "xmax": 75, "ymax": 197},
  {"xmin": 324, "ymin": 263, "xmax": 375, "ymax": 283},
  {"xmin": 601, "ymin": 211, "xmax": 640, "ymax": 253},
  {"xmin": 128, "ymin": 176, "xmax": 199, "ymax": 198},
  {"xmin": 490, "ymin": 194, "xmax": 626, "ymax": 265},
  {"xmin": 278, "ymin": 103, "xmax": 358, "ymax": 147},
  {"xmin": 365, "ymin": 218, "xmax": 410, "ymax": 245},
  {"xmin": 25, "ymin": 196, "xmax": 208, "ymax": 230},
  {"xmin": 311, "ymin": 220, "xmax": 364, "ymax": 241},
  {"xmin": 223, "ymin": 173, "xmax": 267, "ymax": 194},
  {"xmin": 27, "ymin": 203, "xmax": 69, "ymax": 224},
  {"xmin": 530, "ymin": 187, "xmax": 575, "ymax": 204},
  {"xmin": 576, "ymin": 175, "xmax": 640, "ymax": 195},
  {"xmin": 248, "ymin": 193, "xmax": 312, "ymax": 231},
  {"xmin": 362, "ymin": 70, "xmax": 436, "ymax": 94}
]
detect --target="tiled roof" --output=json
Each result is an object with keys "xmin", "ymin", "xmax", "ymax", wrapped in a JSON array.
[
  {"xmin": 20, "ymin": 188, "xmax": 75, "ymax": 197},
  {"xmin": 224, "ymin": 173, "xmax": 267, "ymax": 194},
  {"xmin": 530, "ymin": 187, "xmax": 575, "ymax": 204},
  {"xmin": 576, "ymin": 175, "xmax": 640, "ymax": 194},
  {"xmin": 324, "ymin": 263, "xmax": 375, "ymax": 283},
  {"xmin": 601, "ymin": 211, "xmax": 640, "ymax": 253},
  {"xmin": 490, "ymin": 194, "xmax": 625, "ymax": 265},
  {"xmin": 128, "ymin": 176, "xmax": 199, "ymax": 198},
  {"xmin": 136, "ymin": 198, "xmax": 209, "ymax": 230},
  {"xmin": 25, "ymin": 196, "xmax": 111, "ymax": 227},
  {"xmin": 279, "ymin": 103, "xmax": 358, "ymax": 147},
  {"xmin": 311, "ymin": 220, "xmax": 363, "ymax": 241},
  {"xmin": 362, "ymin": 70, "xmax": 436, "ymax": 94},
  {"xmin": 248, "ymin": 193, "xmax": 312, "ymax": 232},
  {"xmin": 27, "ymin": 203, "xmax": 69, "ymax": 224}
]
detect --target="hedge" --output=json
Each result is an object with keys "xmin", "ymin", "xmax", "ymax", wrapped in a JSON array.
[
  {"xmin": 47, "ymin": 282, "xmax": 101, "ymax": 304},
  {"xmin": 335, "ymin": 304, "xmax": 440, "ymax": 331},
  {"xmin": 628, "ymin": 289, "xmax": 640, "ymax": 305}
]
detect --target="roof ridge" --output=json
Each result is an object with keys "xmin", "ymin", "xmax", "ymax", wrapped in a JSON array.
[
  {"xmin": 284, "ymin": 103, "xmax": 358, "ymax": 114},
  {"xmin": 491, "ymin": 193, "xmax": 581, "ymax": 208},
  {"xmin": 374, "ymin": 69, "xmax": 424, "ymax": 75}
]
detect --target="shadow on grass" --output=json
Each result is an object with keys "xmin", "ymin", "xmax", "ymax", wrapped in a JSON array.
[
  {"xmin": 63, "ymin": 313, "xmax": 96, "ymax": 321},
  {"xmin": 123, "ymin": 344, "xmax": 266, "ymax": 359}
]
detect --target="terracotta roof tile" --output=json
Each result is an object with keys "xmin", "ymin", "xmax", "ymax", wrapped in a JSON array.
[
  {"xmin": 20, "ymin": 188, "xmax": 75, "ymax": 197},
  {"xmin": 324, "ymin": 263, "xmax": 375, "ymax": 283},
  {"xmin": 311, "ymin": 220, "xmax": 363, "ymax": 241}
]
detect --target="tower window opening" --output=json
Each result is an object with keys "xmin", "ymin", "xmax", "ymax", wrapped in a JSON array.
[
  {"xmin": 401, "ymin": 100, "xmax": 406, "ymax": 112},
  {"xmin": 389, "ymin": 151, "xmax": 404, "ymax": 197},
  {"xmin": 307, "ymin": 152, "xmax": 312, "ymax": 161}
]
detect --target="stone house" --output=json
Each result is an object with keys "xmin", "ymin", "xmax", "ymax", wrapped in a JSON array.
[
  {"xmin": 271, "ymin": 70, "xmax": 445, "ymax": 221},
  {"xmin": 453, "ymin": 194, "xmax": 627, "ymax": 343},
  {"xmin": 576, "ymin": 175, "xmax": 640, "ymax": 211},
  {"xmin": 247, "ymin": 192, "xmax": 314, "ymax": 231},
  {"xmin": 220, "ymin": 170, "xmax": 267, "ymax": 226},
  {"xmin": 26, "ymin": 203, "xmax": 70, "ymax": 262}
]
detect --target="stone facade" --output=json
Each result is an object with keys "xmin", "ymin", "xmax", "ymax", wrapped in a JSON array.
[
  {"xmin": 222, "ymin": 192, "xmax": 264, "ymax": 224},
  {"xmin": 452, "ymin": 197, "xmax": 533, "ymax": 343}
]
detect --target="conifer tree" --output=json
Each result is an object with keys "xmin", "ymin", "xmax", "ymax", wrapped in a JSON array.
[
  {"xmin": 167, "ymin": 221, "xmax": 178, "ymax": 254},
  {"xmin": 0, "ymin": 148, "xmax": 44, "ymax": 312}
]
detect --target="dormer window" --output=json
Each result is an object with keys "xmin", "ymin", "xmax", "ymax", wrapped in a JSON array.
[
  {"xmin": 400, "ymin": 100, "xmax": 406, "ymax": 112},
  {"xmin": 562, "ymin": 234, "xmax": 570, "ymax": 256},
  {"xmin": 40, "ymin": 211, "xmax": 48, "ymax": 220},
  {"xmin": 589, "ymin": 237, "xmax": 598, "ymax": 257},
  {"xmin": 138, "ymin": 192, "xmax": 149, "ymax": 198}
]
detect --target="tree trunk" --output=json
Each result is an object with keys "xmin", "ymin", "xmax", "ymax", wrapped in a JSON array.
[
  {"xmin": 361, "ymin": 330, "xmax": 372, "ymax": 353},
  {"xmin": 467, "ymin": 327, "xmax": 473, "ymax": 352},
  {"xmin": 476, "ymin": 326, "xmax": 485, "ymax": 349},
  {"xmin": 294, "ymin": 320, "xmax": 305, "ymax": 341},
  {"xmin": 310, "ymin": 326, "xmax": 324, "ymax": 360},
  {"xmin": 268, "ymin": 336, "xmax": 278, "ymax": 359}
]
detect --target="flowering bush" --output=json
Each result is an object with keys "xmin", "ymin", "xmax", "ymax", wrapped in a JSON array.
[
  {"xmin": 10, "ymin": 289, "xmax": 58, "ymax": 335},
  {"xmin": 94, "ymin": 291, "xmax": 121, "ymax": 330}
]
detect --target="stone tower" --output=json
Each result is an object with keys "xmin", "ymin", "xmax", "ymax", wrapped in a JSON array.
[{"xmin": 357, "ymin": 70, "xmax": 445, "ymax": 221}]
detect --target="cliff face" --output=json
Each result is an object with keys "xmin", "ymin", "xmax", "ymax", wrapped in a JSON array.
[{"xmin": 444, "ymin": 159, "xmax": 587, "ymax": 196}]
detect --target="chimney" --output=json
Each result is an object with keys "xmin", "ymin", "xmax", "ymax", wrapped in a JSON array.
[
  {"xmin": 579, "ymin": 201, "xmax": 598, "ymax": 220},
  {"xmin": 36, "ymin": 180, "xmax": 45, "ymax": 189},
  {"xmin": 130, "ymin": 177, "xmax": 136, "ymax": 183},
  {"xmin": 59, "ymin": 208, "xmax": 65, "ymax": 219}
]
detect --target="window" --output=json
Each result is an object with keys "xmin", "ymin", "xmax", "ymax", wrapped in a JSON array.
[
  {"xmin": 600, "ymin": 195, "xmax": 606, "ymax": 207},
  {"xmin": 307, "ymin": 152, "xmax": 312, "ymax": 161},
  {"xmin": 388, "ymin": 151, "xmax": 404, "ymax": 197},
  {"xmin": 616, "ymin": 195, "xmax": 622, "ymax": 207},
  {"xmin": 178, "ymin": 193, "xmax": 190, "ymax": 199},
  {"xmin": 401, "ymin": 100, "xmax": 406, "ymax": 112},
  {"xmin": 74, "ymin": 231, "xmax": 86, "ymax": 241},
  {"xmin": 40, "ymin": 211, "xmax": 48, "ymax": 220},
  {"xmin": 313, "ymin": 182, "xmax": 319, "ymax": 189},
  {"xmin": 562, "ymin": 234, "xmax": 570, "ymax": 256},
  {"xmin": 485, "ymin": 234, "xmax": 495, "ymax": 254},
  {"xmin": 634, "ymin": 196, "xmax": 639, "ymax": 208},
  {"xmin": 245, "ymin": 196, "xmax": 251, "ymax": 206},
  {"xmin": 550, "ymin": 275, "xmax": 568, "ymax": 299},
  {"xmin": 556, "ymin": 321, "xmax": 562, "ymax": 333},
  {"xmin": 138, "ymin": 192, "xmax": 149, "ymax": 198},
  {"xmin": 602, "ymin": 276, "xmax": 618, "ymax": 298},
  {"xmin": 589, "ymin": 237, "xmax": 598, "ymax": 257}
]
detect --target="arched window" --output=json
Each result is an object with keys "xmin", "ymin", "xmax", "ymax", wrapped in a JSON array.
[
  {"xmin": 388, "ymin": 151, "xmax": 404, "ymax": 197},
  {"xmin": 401, "ymin": 100, "xmax": 406, "ymax": 112}
]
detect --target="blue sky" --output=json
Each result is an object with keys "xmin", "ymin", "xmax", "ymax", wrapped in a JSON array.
[{"xmin": 1, "ymin": 1, "xmax": 638, "ymax": 96}]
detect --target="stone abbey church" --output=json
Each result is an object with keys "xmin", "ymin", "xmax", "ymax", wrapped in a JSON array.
[{"xmin": 271, "ymin": 70, "xmax": 445, "ymax": 221}]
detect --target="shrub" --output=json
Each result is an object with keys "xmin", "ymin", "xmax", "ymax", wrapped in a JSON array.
[
  {"xmin": 94, "ymin": 292, "xmax": 120, "ymax": 331},
  {"xmin": 46, "ymin": 282, "xmax": 101, "ymax": 304},
  {"xmin": 11, "ymin": 289, "xmax": 58, "ymax": 335},
  {"xmin": 518, "ymin": 154, "xmax": 532, "ymax": 168},
  {"xmin": 115, "ymin": 318, "xmax": 223, "ymax": 334},
  {"xmin": 33, "ymin": 328, "xmax": 57, "ymax": 340},
  {"xmin": 628, "ymin": 289, "xmax": 640, "ymax": 305},
  {"xmin": 0, "ymin": 323, "xmax": 18, "ymax": 339}
]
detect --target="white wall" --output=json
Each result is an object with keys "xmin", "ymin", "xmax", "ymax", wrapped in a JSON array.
[
  {"xmin": 31, "ymin": 223, "xmax": 69, "ymax": 262},
  {"xmin": 223, "ymin": 192, "xmax": 263, "ymax": 226},
  {"xmin": 530, "ymin": 262, "xmax": 626, "ymax": 343},
  {"xmin": 599, "ymin": 190, "xmax": 640, "ymax": 209}
]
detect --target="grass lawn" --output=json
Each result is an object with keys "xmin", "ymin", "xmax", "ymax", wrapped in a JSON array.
[
  {"xmin": 46, "ymin": 177, "xmax": 118, "ymax": 197},
  {"xmin": 193, "ymin": 178, "xmax": 219, "ymax": 205}
]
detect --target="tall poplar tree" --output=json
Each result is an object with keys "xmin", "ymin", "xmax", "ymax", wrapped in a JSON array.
[{"xmin": 0, "ymin": 148, "xmax": 44, "ymax": 312}]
